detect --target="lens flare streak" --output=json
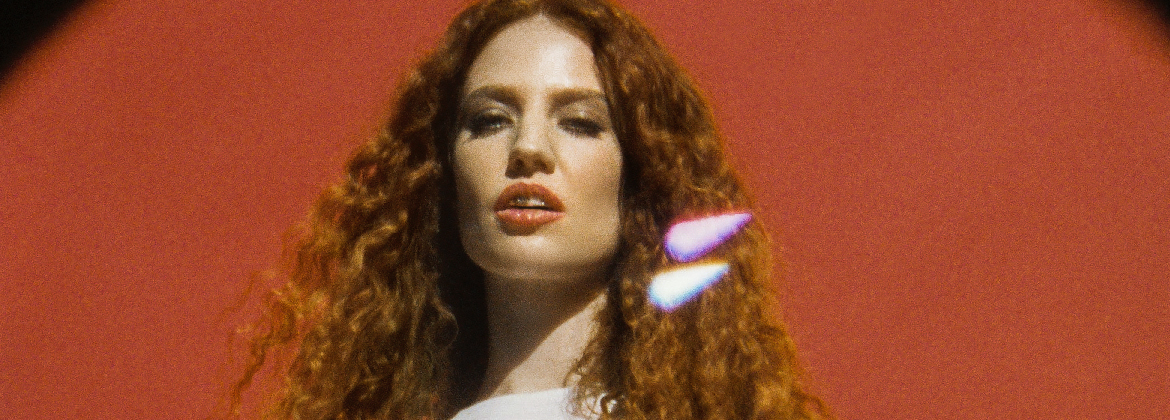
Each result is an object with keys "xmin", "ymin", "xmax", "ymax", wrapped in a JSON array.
[
  {"xmin": 665, "ymin": 212, "xmax": 752, "ymax": 262},
  {"xmin": 648, "ymin": 262, "xmax": 731, "ymax": 311}
]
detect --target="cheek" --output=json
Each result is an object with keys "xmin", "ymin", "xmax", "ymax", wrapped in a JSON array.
[
  {"xmin": 592, "ymin": 143, "xmax": 625, "ymax": 256},
  {"xmin": 452, "ymin": 145, "xmax": 489, "ymax": 228},
  {"xmin": 569, "ymin": 141, "xmax": 624, "ymax": 212},
  {"xmin": 453, "ymin": 144, "xmax": 494, "ymax": 199},
  {"xmin": 598, "ymin": 143, "xmax": 624, "ymax": 196},
  {"xmin": 452, "ymin": 144, "xmax": 493, "ymax": 266}
]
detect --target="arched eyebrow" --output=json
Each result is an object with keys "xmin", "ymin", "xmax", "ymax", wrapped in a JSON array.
[
  {"xmin": 462, "ymin": 85, "xmax": 522, "ymax": 111},
  {"xmin": 548, "ymin": 88, "xmax": 608, "ymax": 111},
  {"xmin": 461, "ymin": 85, "xmax": 607, "ymax": 112}
]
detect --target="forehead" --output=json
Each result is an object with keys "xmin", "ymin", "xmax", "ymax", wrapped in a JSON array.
[{"xmin": 463, "ymin": 16, "xmax": 601, "ymax": 95}]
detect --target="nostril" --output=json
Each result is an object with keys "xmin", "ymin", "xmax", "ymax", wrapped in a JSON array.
[
  {"xmin": 505, "ymin": 148, "xmax": 553, "ymax": 177},
  {"xmin": 505, "ymin": 157, "xmax": 529, "ymax": 178}
]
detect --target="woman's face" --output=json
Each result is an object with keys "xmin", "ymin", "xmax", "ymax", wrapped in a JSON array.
[{"xmin": 453, "ymin": 16, "xmax": 623, "ymax": 283}]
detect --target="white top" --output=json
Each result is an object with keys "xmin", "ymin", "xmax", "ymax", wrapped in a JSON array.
[{"xmin": 450, "ymin": 388, "xmax": 596, "ymax": 420}]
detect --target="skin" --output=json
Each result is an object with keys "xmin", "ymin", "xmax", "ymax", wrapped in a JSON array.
[{"xmin": 452, "ymin": 16, "xmax": 624, "ymax": 401}]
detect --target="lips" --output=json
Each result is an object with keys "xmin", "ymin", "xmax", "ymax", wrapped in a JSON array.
[{"xmin": 494, "ymin": 182, "xmax": 565, "ymax": 232}]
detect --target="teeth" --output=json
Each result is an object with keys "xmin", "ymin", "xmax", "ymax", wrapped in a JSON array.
[{"xmin": 510, "ymin": 196, "xmax": 547, "ymax": 208}]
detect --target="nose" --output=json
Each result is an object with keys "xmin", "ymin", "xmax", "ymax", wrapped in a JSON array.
[{"xmin": 505, "ymin": 121, "xmax": 555, "ymax": 177}]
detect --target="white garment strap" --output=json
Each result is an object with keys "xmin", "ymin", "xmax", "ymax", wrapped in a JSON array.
[{"xmin": 450, "ymin": 387, "xmax": 595, "ymax": 420}]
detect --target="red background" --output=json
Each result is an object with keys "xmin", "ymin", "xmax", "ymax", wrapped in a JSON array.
[{"xmin": 2, "ymin": 1, "xmax": 1167, "ymax": 418}]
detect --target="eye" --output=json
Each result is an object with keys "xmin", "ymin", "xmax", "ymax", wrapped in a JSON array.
[
  {"xmin": 465, "ymin": 111, "xmax": 512, "ymax": 138},
  {"xmin": 559, "ymin": 117, "xmax": 605, "ymax": 138}
]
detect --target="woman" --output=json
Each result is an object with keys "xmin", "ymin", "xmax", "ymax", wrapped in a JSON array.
[{"xmin": 232, "ymin": 0, "xmax": 830, "ymax": 419}]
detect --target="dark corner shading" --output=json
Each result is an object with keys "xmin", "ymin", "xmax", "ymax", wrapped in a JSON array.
[
  {"xmin": 1146, "ymin": 0, "xmax": 1170, "ymax": 29},
  {"xmin": 1, "ymin": 0, "xmax": 90, "ymax": 82}
]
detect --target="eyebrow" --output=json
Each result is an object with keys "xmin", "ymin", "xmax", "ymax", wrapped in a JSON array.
[
  {"xmin": 548, "ymin": 87, "xmax": 608, "ymax": 110},
  {"xmin": 461, "ymin": 85, "xmax": 608, "ymax": 111},
  {"xmin": 462, "ymin": 85, "xmax": 522, "ymax": 110}
]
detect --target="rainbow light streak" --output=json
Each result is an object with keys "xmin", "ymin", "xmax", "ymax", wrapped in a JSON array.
[
  {"xmin": 664, "ymin": 212, "xmax": 752, "ymax": 262},
  {"xmin": 648, "ymin": 262, "xmax": 731, "ymax": 311}
]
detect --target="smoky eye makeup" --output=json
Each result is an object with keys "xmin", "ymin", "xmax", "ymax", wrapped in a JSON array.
[
  {"xmin": 559, "ymin": 115, "xmax": 605, "ymax": 137},
  {"xmin": 459, "ymin": 96, "xmax": 515, "ymax": 139},
  {"xmin": 464, "ymin": 108, "xmax": 512, "ymax": 138},
  {"xmin": 556, "ymin": 100, "xmax": 611, "ymax": 138},
  {"xmin": 458, "ymin": 86, "xmax": 524, "ymax": 139}
]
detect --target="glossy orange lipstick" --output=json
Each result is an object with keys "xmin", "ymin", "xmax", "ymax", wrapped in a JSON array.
[{"xmin": 494, "ymin": 182, "xmax": 565, "ymax": 232}]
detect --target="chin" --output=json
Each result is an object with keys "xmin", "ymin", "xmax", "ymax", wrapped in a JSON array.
[{"xmin": 471, "ymin": 237, "xmax": 616, "ymax": 282}]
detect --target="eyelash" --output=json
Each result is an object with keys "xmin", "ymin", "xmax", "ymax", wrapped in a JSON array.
[
  {"xmin": 463, "ymin": 111, "xmax": 607, "ymax": 139},
  {"xmin": 465, "ymin": 112, "xmax": 512, "ymax": 137},
  {"xmin": 560, "ymin": 117, "xmax": 605, "ymax": 137}
]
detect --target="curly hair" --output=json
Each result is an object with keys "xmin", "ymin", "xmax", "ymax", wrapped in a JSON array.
[{"xmin": 229, "ymin": 0, "xmax": 831, "ymax": 419}]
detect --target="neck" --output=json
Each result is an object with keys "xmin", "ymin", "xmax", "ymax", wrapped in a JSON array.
[{"xmin": 477, "ymin": 272, "xmax": 606, "ymax": 401}]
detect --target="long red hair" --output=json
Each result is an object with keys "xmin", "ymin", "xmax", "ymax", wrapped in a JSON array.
[{"xmin": 230, "ymin": 0, "xmax": 830, "ymax": 419}]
